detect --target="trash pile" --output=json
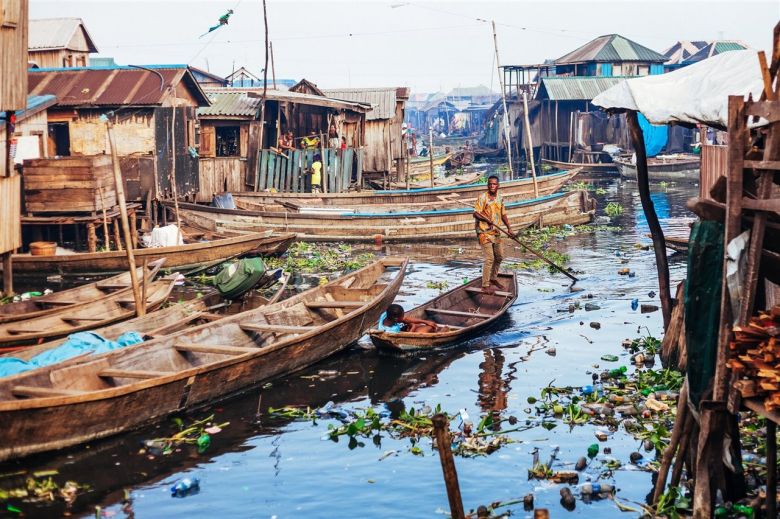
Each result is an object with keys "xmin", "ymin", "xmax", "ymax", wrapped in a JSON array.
[
  {"xmin": 0, "ymin": 470, "xmax": 86, "ymax": 512},
  {"xmin": 140, "ymin": 414, "xmax": 228, "ymax": 458}
]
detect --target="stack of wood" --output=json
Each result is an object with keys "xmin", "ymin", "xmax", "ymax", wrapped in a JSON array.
[{"xmin": 728, "ymin": 304, "xmax": 780, "ymax": 411}]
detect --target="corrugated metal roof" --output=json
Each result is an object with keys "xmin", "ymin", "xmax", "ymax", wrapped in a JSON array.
[
  {"xmin": 537, "ymin": 77, "xmax": 625, "ymax": 101},
  {"xmin": 682, "ymin": 40, "xmax": 749, "ymax": 65},
  {"xmin": 28, "ymin": 66, "xmax": 210, "ymax": 107},
  {"xmin": 202, "ymin": 88, "xmax": 372, "ymax": 114},
  {"xmin": 556, "ymin": 34, "xmax": 666, "ymax": 64},
  {"xmin": 321, "ymin": 88, "xmax": 400, "ymax": 120},
  {"xmin": 0, "ymin": 95, "xmax": 57, "ymax": 122},
  {"xmin": 29, "ymin": 18, "xmax": 98, "ymax": 52},
  {"xmin": 198, "ymin": 91, "xmax": 261, "ymax": 117},
  {"xmin": 663, "ymin": 41, "xmax": 708, "ymax": 65}
]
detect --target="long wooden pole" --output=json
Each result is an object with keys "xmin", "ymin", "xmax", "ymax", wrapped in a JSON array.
[
  {"xmin": 431, "ymin": 414, "xmax": 465, "ymax": 519},
  {"xmin": 270, "ymin": 41, "xmax": 277, "ymax": 90},
  {"xmin": 99, "ymin": 186, "xmax": 110, "ymax": 251},
  {"xmin": 491, "ymin": 21, "xmax": 513, "ymax": 178},
  {"xmin": 168, "ymin": 90, "xmax": 181, "ymax": 237},
  {"xmin": 522, "ymin": 92, "xmax": 539, "ymax": 197},
  {"xmin": 105, "ymin": 119, "xmax": 144, "ymax": 317},
  {"xmin": 626, "ymin": 110, "xmax": 671, "ymax": 327},
  {"xmin": 254, "ymin": 0, "xmax": 270, "ymax": 192},
  {"xmin": 429, "ymin": 128, "xmax": 434, "ymax": 188}
]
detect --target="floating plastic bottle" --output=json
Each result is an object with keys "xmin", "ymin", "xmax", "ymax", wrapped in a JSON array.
[
  {"xmin": 580, "ymin": 483, "xmax": 614, "ymax": 496},
  {"xmin": 171, "ymin": 477, "xmax": 200, "ymax": 497},
  {"xmin": 587, "ymin": 444, "xmax": 599, "ymax": 458},
  {"xmin": 608, "ymin": 366, "xmax": 628, "ymax": 378}
]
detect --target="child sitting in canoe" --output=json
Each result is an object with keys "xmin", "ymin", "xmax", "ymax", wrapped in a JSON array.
[{"xmin": 378, "ymin": 304, "xmax": 441, "ymax": 333}]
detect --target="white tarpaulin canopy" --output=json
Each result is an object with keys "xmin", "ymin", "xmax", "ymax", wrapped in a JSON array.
[{"xmin": 592, "ymin": 50, "xmax": 764, "ymax": 129}]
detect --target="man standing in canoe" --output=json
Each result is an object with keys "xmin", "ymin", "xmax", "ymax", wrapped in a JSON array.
[{"xmin": 473, "ymin": 175, "xmax": 515, "ymax": 294}]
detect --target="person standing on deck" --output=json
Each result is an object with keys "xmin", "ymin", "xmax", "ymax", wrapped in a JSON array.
[
  {"xmin": 473, "ymin": 175, "xmax": 515, "ymax": 294},
  {"xmin": 310, "ymin": 153, "xmax": 323, "ymax": 193},
  {"xmin": 328, "ymin": 119, "xmax": 340, "ymax": 149}
]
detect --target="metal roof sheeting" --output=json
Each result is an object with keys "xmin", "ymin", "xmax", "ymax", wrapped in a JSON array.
[
  {"xmin": 682, "ymin": 41, "xmax": 749, "ymax": 65},
  {"xmin": 198, "ymin": 91, "xmax": 261, "ymax": 117},
  {"xmin": 29, "ymin": 18, "xmax": 98, "ymax": 52},
  {"xmin": 0, "ymin": 95, "xmax": 57, "ymax": 122},
  {"xmin": 321, "ymin": 88, "xmax": 400, "ymax": 120},
  {"xmin": 556, "ymin": 34, "xmax": 666, "ymax": 65},
  {"xmin": 201, "ymin": 88, "xmax": 372, "ymax": 114},
  {"xmin": 28, "ymin": 66, "xmax": 210, "ymax": 107},
  {"xmin": 538, "ymin": 77, "xmax": 625, "ymax": 101}
]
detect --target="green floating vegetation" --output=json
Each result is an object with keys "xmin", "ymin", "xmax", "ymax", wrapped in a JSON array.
[
  {"xmin": 265, "ymin": 242, "xmax": 375, "ymax": 274},
  {"xmin": 0, "ymin": 470, "xmax": 86, "ymax": 505},
  {"xmin": 605, "ymin": 202, "xmax": 624, "ymax": 217},
  {"xmin": 425, "ymin": 280, "xmax": 449, "ymax": 291},
  {"xmin": 564, "ymin": 181, "xmax": 607, "ymax": 195},
  {"xmin": 143, "ymin": 414, "xmax": 229, "ymax": 456}
]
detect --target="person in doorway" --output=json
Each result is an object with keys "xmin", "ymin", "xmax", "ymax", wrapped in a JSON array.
[
  {"xmin": 340, "ymin": 135, "xmax": 347, "ymax": 151},
  {"xmin": 473, "ymin": 175, "xmax": 515, "ymax": 294},
  {"xmin": 274, "ymin": 131, "xmax": 294, "ymax": 156},
  {"xmin": 328, "ymin": 119, "xmax": 340, "ymax": 148},
  {"xmin": 310, "ymin": 153, "xmax": 323, "ymax": 193},
  {"xmin": 378, "ymin": 303, "xmax": 441, "ymax": 333}
]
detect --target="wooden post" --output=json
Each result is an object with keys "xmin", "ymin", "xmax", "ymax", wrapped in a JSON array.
[
  {"xmin": 141, "ymin": 258, "xmax": 148, "ymax": 312},
  {"xmin": 99, "ymin": 186, "xmax": 110, "ymax": 251},
  {"xmin": 113, "ymin": 219, "xmax": 122, "ymax": 251},
  {"xmin": 168, "ymin": 91, "xmax": 182, "ymax": 237},
  {"xmin": 429, "ymin": 128, "xmax": 434, "ymax": 188},
  {"xmin": 554, "ymin": 101, "xmax": 560, "ymax": 161},
  {"xmin": 270, "ymin": 41, "xmax": 277, "ymax": 90},
  {"xmin": 1, "ymin": 254, "xmax": 12, "ymax": 298},
  {"xmin": 491, "ymin": 21, "xmax": 513, "ymax": 177},
  {"xmin": 767, "ymin": 421, "xmax": 777, "ymax": 519},
  {"xmin": 568, "ymin": 111, "xmax": 575, "ymax": 163},
  {"xmin": 626, "ymin": 110, "xmax": 671, "ymax": 328},
  {"xmin": 86, "ymin": 222, "xmax": 97, "ymax": 253},
  {"xmin": 522, "ymin": 92, "xmax": 539, "ymax": 197},
  {"xmin": 129, "ymin": 209, "xmax": 138, "ymax": 249},
  {"xmin": 431, "ymin": 414, "xmax": 465, "ymax": 519},
  {"xmin": 105, "ymin": 118, "xmax": 144, "ymax": 317},
  {"xmin": 254, "ymin": 0, "xmax": 270, "ymax": 191}
]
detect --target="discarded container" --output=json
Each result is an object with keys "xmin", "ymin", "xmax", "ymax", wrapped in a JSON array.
[
  {"xmin": 580, "ymin": 482, "xmax": 614, "ymax": 496},
  {"xmin": 171, "ymin": 477, "xmax": 200, "ymax": 497},
  {"xmin": 640, "ymin": 304, "xmax": 659, "ymax": 313},
  {"xmin": 608, "ymin": 366, "xmax": 628, "ymax": 378},
  {"xmin": 373, "ymin": 234, "xmax": 383, "ymax": 246},
  {"xmin": 523, "ymin": 493, "xmax": 534, "ymax": 510},
  {"xmin": 631, "ymin": 298, "xmax": 639, "ymax": 311},
  {"xmin": 551, "ymin": 471, "xmax": 579, "ymax": 484},
  {"xmin": 574, "ymin": 457, "xmax": 587, "ymax": 471},
  {"xmin": 559, "ymin": 487, "xmax": 576, "ymax": 510},
  {"xmin": 589, "ymin": 322, "xmax": 601, "ymax": 330},
  {"xmin": 587, "ymin": 444, "xmax": 599, "ymax": 458},
  {"xmin": 600, "ymin": 354, "xmax": 619, "ymax": 362}
]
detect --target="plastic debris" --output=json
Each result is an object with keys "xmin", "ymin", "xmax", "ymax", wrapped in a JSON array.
[
  {"xmin": 170, "ymin": 477, "xmax": 200, "ymax": 497},
  {"xmin": 631, "ymin": 298, "xmax": 639, "ymax": 311}
]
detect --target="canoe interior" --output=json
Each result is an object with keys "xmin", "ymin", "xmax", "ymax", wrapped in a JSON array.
[
  {"xmin": 0, "ymin": 257, "xmax": 407, "ymax": 409},
  {"xmin": 0, "ymin": 268, "xmax": 175, "ymax": 347},
  {"xmin": 370, "ymin": 272, "xmax": 517, "ymax": 352},
  {"xmin": 0, "ymin": 259, "xmax": 165, "ymax": 324}
]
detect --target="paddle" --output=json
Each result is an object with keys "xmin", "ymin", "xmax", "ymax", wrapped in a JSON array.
[{"xmin": 463, "ymin": 201, "xmax": 579, "ymax": 283}]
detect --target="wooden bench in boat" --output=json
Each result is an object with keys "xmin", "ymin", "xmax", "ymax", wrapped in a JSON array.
[
  {"xmin": 426, "ymin": 308, "xmax": 493, "ymax": 319},
  {"xmin": 95, "ymin": 283, "xmax": 131, "ymax": 290},
  {"xmin": 305, "ymin": 301, "xmax": 364, "ymax": 309},
  {"xmin": 464, "ymin": 287, "xmax": 512, "ymax": 297},
  {"xmin": 40, "ymin": 300, "xmax": 79, "ymax": 306},
  {"xmin": 175, "ymin": 343, "xmax": 257, "ymax": 355},
  {"xmin": 240, "ymin": 323, "xmax": 316, "ymax": 334},
  {"xmin": 99, "ymin": 369, "xmax": 174, "ymax": 379},
  {"xmin": 12, "ymin": 385, "xmax": 87, "ymax": 398}
]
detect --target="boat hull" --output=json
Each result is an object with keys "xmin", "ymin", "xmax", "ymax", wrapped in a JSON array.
[
  {"xmin": 542, "ymin": 159, "xmax": 619, "ymax": 177},
  {"xmin": 174, "ymin": 191, "xmax": 596, "ymax": 242},
  {"xmin": 10, "ymin": 233, "xmax": 296, "ymax": 276},
  {"xmin": 370, "ymin": 273, "xmax": 517, "ymax": 352},
  {"xmin": 232, "ymin": 169, "xmax": 580, "ymax": 206},
  {"xmin": 0, "ymin": 258, "xmax": 406, "ymax": 462},
  {"xmin": 615, "ymin": 156, "xmax": 700, "ymax": 181}
]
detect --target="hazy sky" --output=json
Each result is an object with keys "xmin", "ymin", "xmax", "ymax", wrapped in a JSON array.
[{"xmin": 31, "ymin": 1, "xmax": 779, "ymax": 93}]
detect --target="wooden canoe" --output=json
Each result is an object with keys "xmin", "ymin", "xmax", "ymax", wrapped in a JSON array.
[
  {"xmin": 5, "ymin": 272, "xmax": 291, "ymax": 362},
  {"xmin": 542, "ymin": 159, "xmax": 619, "ymax": 177},
  {"xmin": 370, "ymin": 272, "xmax": 517, "ymax": 352},
  {"xmin": 0, "ymin": 257, "xmax": 407, "ymax": 462},
  {"xmin": 0, "ymin": 259, "xmax": 165, "ymax": 324},
  {"xmin": 172, "ymin": 190, "xmax": 596, "ymax": 242},
  {"xmin": 406, "ymin": 153, "xmax": 452, "ymax": 176},
  {"xmin": 614, "ymin": 154, "xmax": 701, "ymax": 181},
  {"xmin": 9, "ymin": 232, "xmax": 296, "ymax": 276},
  {"xmin": 0, "ymin": 274, "xmax": 177, "ymax": 348},
  {"xmin": 231, "ymin": 169, "xmax": 581, "ymax": 207}
]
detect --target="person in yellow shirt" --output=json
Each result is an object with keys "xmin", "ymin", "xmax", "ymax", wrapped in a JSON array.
[
  {"xmin": 473, "ymin": 175, "xmax": 515, "ymax": 294},
  {"xmin": 310, "ymin": 153, "xmax": 323, "ymax": 193}
]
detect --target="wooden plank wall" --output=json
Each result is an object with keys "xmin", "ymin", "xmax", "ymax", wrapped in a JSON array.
[
  {"xmin": 0, "ymin": 174, "xmax": 21, "ymax": 251},
  {"xmin": 120, "ymin": 156, "xmax": 156, "ymax": 201},
  {"xmin": 255, "ymin": 148, "xmax": 362, "ymax": 193},
  {"xmin": 0, "ymin": 0, "xmax": 28, "ymax": 112},
  {"xmin": 197, "ymin": 158, "xmax": 245, "ymax": 202},
  {"xmin": 22, "ymin": 155, "xmax": 117, "ymax": 213},
  {"xmin": 700, "ymin": 144, "xmax": 727, "ymax": 200}
]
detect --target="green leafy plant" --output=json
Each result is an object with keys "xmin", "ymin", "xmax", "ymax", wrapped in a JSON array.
[{"xmin": 605, "ymin": 202, "xmax": 624, "ymax": 217}]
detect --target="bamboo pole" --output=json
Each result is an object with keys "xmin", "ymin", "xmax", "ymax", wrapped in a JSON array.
[
  {"xmin": 431, "ymin": 414, "xmax": 465, "ymax": 519},
  {"xmin": 168, "ymin": 90, "xmax": 182, "ymax": 245},
  {"xmin": 429, "ymin": 128, "xmax": 434, "ymax": 188},
  {"xmin": 522, "ymin": 92, "xmax": 539, "ymax": 197},
  {"xmin": 491, "ymin": 21, "xmax": 513, "ymax": 178},
  {"xmin": 105, "ymin": 118, "xmax": 144, "ymax": 317}
]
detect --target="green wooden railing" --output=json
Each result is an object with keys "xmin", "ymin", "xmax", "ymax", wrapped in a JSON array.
[{"xmin": 253, "ymin": 148, "xmax": 363, "ymax": 193}]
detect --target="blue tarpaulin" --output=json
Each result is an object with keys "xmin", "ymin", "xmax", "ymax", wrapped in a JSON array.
[
  {"xmin": 638, "ymin": 113, "xmax": 668, "ymax": 157},
  {"xmin": 0, "ymin": 331, "xmax": 144, "ymax": 378}
]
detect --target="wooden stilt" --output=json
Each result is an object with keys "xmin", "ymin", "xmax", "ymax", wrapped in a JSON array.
[
  {"xmin": 1, "ymin": 253, "xmax": 12, "ymax": 297},
  {"xmin": 99, "ymin": 186, "xmax": 110, "ymax": 251},
  {"xmin": 652, "ymin": 383, "xmax": 689, "ymax": 504},
  {"xmin": 113, "ymin": 219, "xmax": 122, "ymax": 251},
  {"xmin": 626, "ymin": 110, "xmax": 671, "ymax": 328},
  {"xmin": 522, "ymin": 92, "xmax": 539, "ymax": 197},
  {"xmin": 129, "ymin": 209, "xmax": 138, "ymax": 250},
  {"xmin": 431, "ymin": 414, "xmax": 465, "ymax": 519},
  {"xmin": 86, "ymin": 222, "xmax": 97, "ymax": 253},
  {"xmin": 670, "ymin": 413, "xmax": 696, "ymax": 488}
]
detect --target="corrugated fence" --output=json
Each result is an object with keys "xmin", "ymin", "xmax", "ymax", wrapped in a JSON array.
[
  {"xmin": 700, "ymin": 144, "xmax": 727, "ymax": 199},
  {"xmin": 254, "ymin": 148, "xmax": 363, "ymax": 193}
]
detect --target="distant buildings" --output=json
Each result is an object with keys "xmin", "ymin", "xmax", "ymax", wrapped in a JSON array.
[
  {"xmin": 28, "ymin": 18, "xmax": 97, "ymax": 68},
  {"xmin": 663, "ymin": 40, "xmax": 750, "ymax": 71}
]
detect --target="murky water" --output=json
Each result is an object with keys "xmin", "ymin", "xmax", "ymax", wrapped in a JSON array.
[{"xmin": 0, "ymin": 174, "xmax": 698, "ymax": 518}]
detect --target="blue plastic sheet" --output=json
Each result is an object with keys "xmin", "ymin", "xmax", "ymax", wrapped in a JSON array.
[
  {"xmin": 638, "ymin": 113, "xmax": 668, "ymax": 157},
  {"xmin": 0, "ymin": 331, "xmax": 144, "ymax": 378}
]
